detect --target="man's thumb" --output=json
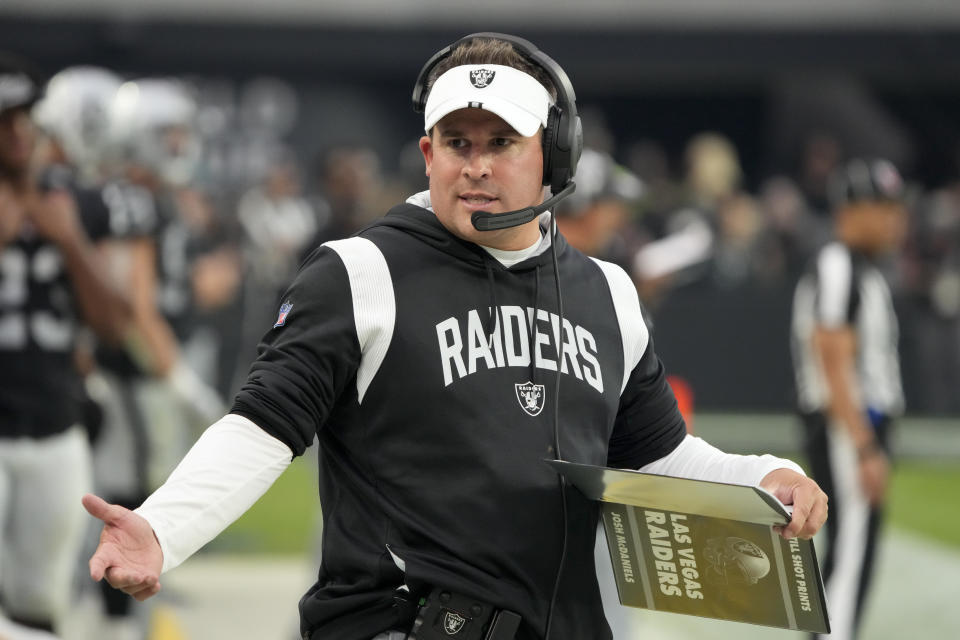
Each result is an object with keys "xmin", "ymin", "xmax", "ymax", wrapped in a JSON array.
[{"xmin": 82, "ymin": 493, "xmax": 125, "ymax": 525}]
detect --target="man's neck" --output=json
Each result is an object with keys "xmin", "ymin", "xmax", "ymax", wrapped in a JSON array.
[
  {"xmin": 480, "ymin": 225, "xmax": 550, "ymax": 268},
  {"xmin": 479, "ymin": 219, "xmax": 543, "ymax": 251}
]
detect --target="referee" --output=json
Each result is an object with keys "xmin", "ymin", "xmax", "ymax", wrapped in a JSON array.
[{"xmin": 791, "ymin": 158, "xmax": 907, "ymax": 640}]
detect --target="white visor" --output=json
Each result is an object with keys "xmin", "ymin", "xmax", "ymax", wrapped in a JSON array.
[{"xmin": 424, "ymin": 64, "xmax": 552, "ymax": 138}]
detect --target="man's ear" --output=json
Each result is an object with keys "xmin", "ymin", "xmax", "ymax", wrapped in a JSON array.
[{"xmin": 419, "ymin": 135, "xmax": 432, "ymax": 178}]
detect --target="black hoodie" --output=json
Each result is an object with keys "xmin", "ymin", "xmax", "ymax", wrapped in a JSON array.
[{"xmin": 232, "ymin": 201, "xmax": 686, "ymax": 640}]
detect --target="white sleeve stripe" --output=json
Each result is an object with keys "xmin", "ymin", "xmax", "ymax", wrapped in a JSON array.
[
  {"xmin": 589, "ymin": 257, "xmax": 649, "ymax": 395},
  {"xmin": 326, "ymin": 238, "xmax": 396, "ymax": 404},
  {"xmin": 135, "ymin": 414, "xmax": 293, "ymax": 573},
  {"xmin": 817, "ymin": 243, "xmax": 853, "ymax": 327}
]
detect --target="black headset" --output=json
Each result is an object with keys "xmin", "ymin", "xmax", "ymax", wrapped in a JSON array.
[{"xmin": 412, "ymin": 32, "xmax": 583, "ymax": 197}]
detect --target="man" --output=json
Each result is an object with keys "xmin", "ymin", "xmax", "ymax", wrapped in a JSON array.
[
  {"xmin": 0, "ymin": 54, "xmax": 130, "ymax": 637},
  {"xmin": 58, "ymin": 73, "xmax": 224, "ymax": 640},
  {"xmin": 84, "ymin": 34, "xmax": 826, "ymax": 640},
  {"xmin": 93, "ymin": 75, "xmax": 225, "ymax": 490},
  {"xmin": 791, "ymin": 158, "xmax": 907, "ymax": 640}
]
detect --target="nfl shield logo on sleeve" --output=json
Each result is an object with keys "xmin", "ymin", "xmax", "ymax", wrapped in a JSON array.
[{"xmin": 273, "ymin": 300, "xmax": 293, "ymax": 328}]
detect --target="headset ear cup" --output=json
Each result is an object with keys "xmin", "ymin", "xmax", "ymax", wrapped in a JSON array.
[
  {"xmin": 542, "ymin": 105, "xmax": 560, "ymax": 188},
  {"xmin": 548, "ymin": 108, "xmax": 580, "ymax": 194}
]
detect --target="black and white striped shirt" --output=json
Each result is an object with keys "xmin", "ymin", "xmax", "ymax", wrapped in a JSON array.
[{"xmin": 791, "ymin": 241, "xmax": 903, "ymax": 415}]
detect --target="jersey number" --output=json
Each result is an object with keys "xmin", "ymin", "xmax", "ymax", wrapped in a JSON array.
[{"xmin": 0, "ymin": 247, "xmax": 74, "ymax": 351}]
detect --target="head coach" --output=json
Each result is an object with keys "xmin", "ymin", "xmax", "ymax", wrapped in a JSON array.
[{"xmin": 83, "ymin": 33, "xmax": 827, "ymax": 640}]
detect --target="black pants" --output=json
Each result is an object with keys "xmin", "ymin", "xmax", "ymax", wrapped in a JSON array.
[{"xmin": 801, "ymin": 411, "xmax": 891, "ymax": 640}]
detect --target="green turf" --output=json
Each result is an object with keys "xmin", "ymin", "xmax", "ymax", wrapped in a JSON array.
[
  {"xmin": 203, "ymin": 455, "xmax": 960, "ymax": 554},
  {"xmin": 887, "ymin": 461, "xmax": 960, "ymax": 549},
  {"xmin": 208, "ymin": 456, "xmax": 320, "ymax": 554}
]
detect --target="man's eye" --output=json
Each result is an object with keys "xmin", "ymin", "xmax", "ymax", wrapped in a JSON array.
[
  {"xmin": 493, "ymin": 138, "xmax": 512, "ymax": 147},
  {"xmin": 448, "ymin": 139, "xmax": 467, "ymax": 149}
]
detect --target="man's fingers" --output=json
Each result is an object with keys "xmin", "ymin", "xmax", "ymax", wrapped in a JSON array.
[
  {"xmin": 130, "ymin": 582, "xmax": 162, "ymax": 602},
  {"xmin": 782, "ymin": 490, "xmax": 813, "ymax": 538},
  {"xmin": 103, "ymin": 565, "xmax": 140, "ymax": 589},
  {"xmin": 778, "ymin": 484, "xmax": 828, "ymax": 539},
  {"xmin": 782, "ymin": 512, "xmax": 806, "ymax": 539},
  {"xmin": 89, "ymin": 541, "xmax": 127, "ymax": 582},
  {"xmin": 104, "ymin": 566, "xmax": 159, "ymax": 592},
  {"xmin": 82, "ymin": 493, "xmax": 126, "ymax": 526},
  {"xmin": 89, "ymin": 551, "xmax": 108, "ymax": 582},
  {"xmin": 800, "ymin": 498, "xmax": 829, "ymax": 539}
]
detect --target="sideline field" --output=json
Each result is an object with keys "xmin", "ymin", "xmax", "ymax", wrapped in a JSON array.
[
  {"xmin": 69, "ymin": 413, "xmax": 960, "ymax": 638},
  {"xmin": 135, "ymin": 525, "xmax": 960, "ymax": 640},
  {"xmin": 214, "ymin": 413, "xmax": 960, "ymax": 552}
]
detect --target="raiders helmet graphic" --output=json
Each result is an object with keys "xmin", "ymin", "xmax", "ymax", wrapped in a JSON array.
[{"xmin": 703, "ymin": 536, "xmax": 771, "ymax": 585}]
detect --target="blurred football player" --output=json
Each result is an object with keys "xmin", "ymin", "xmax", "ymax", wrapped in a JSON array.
[
  {"xmin": 0, "ymin": 54, "xmax": 130, "ymax": 639},
  {"xmin": 34, "ymin": 72, "xmax": 222, "ymax": 640}
]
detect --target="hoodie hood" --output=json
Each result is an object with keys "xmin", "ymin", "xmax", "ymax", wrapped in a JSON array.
[
  {"xmin": 362, "ymin": 191, "xmax": 566, "ymax": 272},
  {"xmin": 364, "ymin": 192, "xmax": 570, "ymax": 386}
]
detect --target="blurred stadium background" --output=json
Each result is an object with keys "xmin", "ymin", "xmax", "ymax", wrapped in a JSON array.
[{"xmin": 2, "ymin": 1, "xmax": 959, "ymax": 638}]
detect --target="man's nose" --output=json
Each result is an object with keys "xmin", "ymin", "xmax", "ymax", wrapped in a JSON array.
[{"xmin": 462, "ymin": 149, "xmax": 492, "ymax": 180}]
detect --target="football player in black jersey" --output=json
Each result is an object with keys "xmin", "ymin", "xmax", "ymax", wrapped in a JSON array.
[
  {"xmin": 0, "ymin": 53, "xmax": 130, "ymax": 638},
  {"xmin": 99, "ymin": 77, "xmax": 225, "ymax": 427},
  {"xmin": 33, "ymin": 68, "xmax": 223, "ymax": 640}
]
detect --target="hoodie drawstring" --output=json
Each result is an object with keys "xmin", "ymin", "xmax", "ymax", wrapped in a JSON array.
[
  {"xmin": 484, "ymin": 258, "xmax": 499, "ymax": 338},
  {"xmin": 527, "ymin": 264, "xmax": 542, "ymax": 384},
  {"xmin": 484, "ymin": 256, "xmax": 542, "ymax": 384},
  {"xmin": 484, "ymin": 256, "xmax": 509, "ymax": 363}
]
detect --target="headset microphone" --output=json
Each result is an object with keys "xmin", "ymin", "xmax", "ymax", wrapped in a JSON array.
[{"xmin": 471, "ymin": 182, "xmax": 576, "ymax": 232}]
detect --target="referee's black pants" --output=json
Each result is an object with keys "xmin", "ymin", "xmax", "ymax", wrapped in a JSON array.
[{"xmin": 801, "ymin": 411, "xmax": 891, "ymax": 640}]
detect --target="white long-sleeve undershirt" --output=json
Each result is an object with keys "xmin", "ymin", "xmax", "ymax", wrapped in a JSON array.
[
  {"xmin": 639, "ymin": 433, "xmax": 804, "ymax": 486},
  {"xmin": 136, "ymin": 416, "xmax": 802, "ymax": 574},
  {"xmin": 135, "ymin": 414, "xmax": 293, "ymax": 573}
]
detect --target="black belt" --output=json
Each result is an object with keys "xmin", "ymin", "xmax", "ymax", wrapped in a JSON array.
[{"xmin": 407, "ymin": 587, "xmax": 521, "ymax": 640}]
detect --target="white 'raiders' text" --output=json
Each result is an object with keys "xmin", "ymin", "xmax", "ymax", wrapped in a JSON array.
[{"xmin": 436, "ymin": 306, "xmax": 603, "ymax": 392}]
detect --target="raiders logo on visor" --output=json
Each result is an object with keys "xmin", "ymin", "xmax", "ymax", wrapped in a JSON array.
[{"xmin": 469, "ymin": 69, "xmax": 496, "ymax": 88}]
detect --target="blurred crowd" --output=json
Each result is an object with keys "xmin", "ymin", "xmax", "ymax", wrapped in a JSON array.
[
  {"xmin": 11, "ymin": 59, "xmax": 960, "ymax": 415},
  {"xmin": 2, "ymin": 43, "xmax": 960, "ymax": 640},
  {"xmin": 563, "ymin": 128, "xmax": 960, "ymax": 415}
]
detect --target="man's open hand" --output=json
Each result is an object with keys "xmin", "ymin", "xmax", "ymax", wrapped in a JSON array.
[{"xmin": 82, "ymin": 494, "xmax": 164, "ymax": 601}]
